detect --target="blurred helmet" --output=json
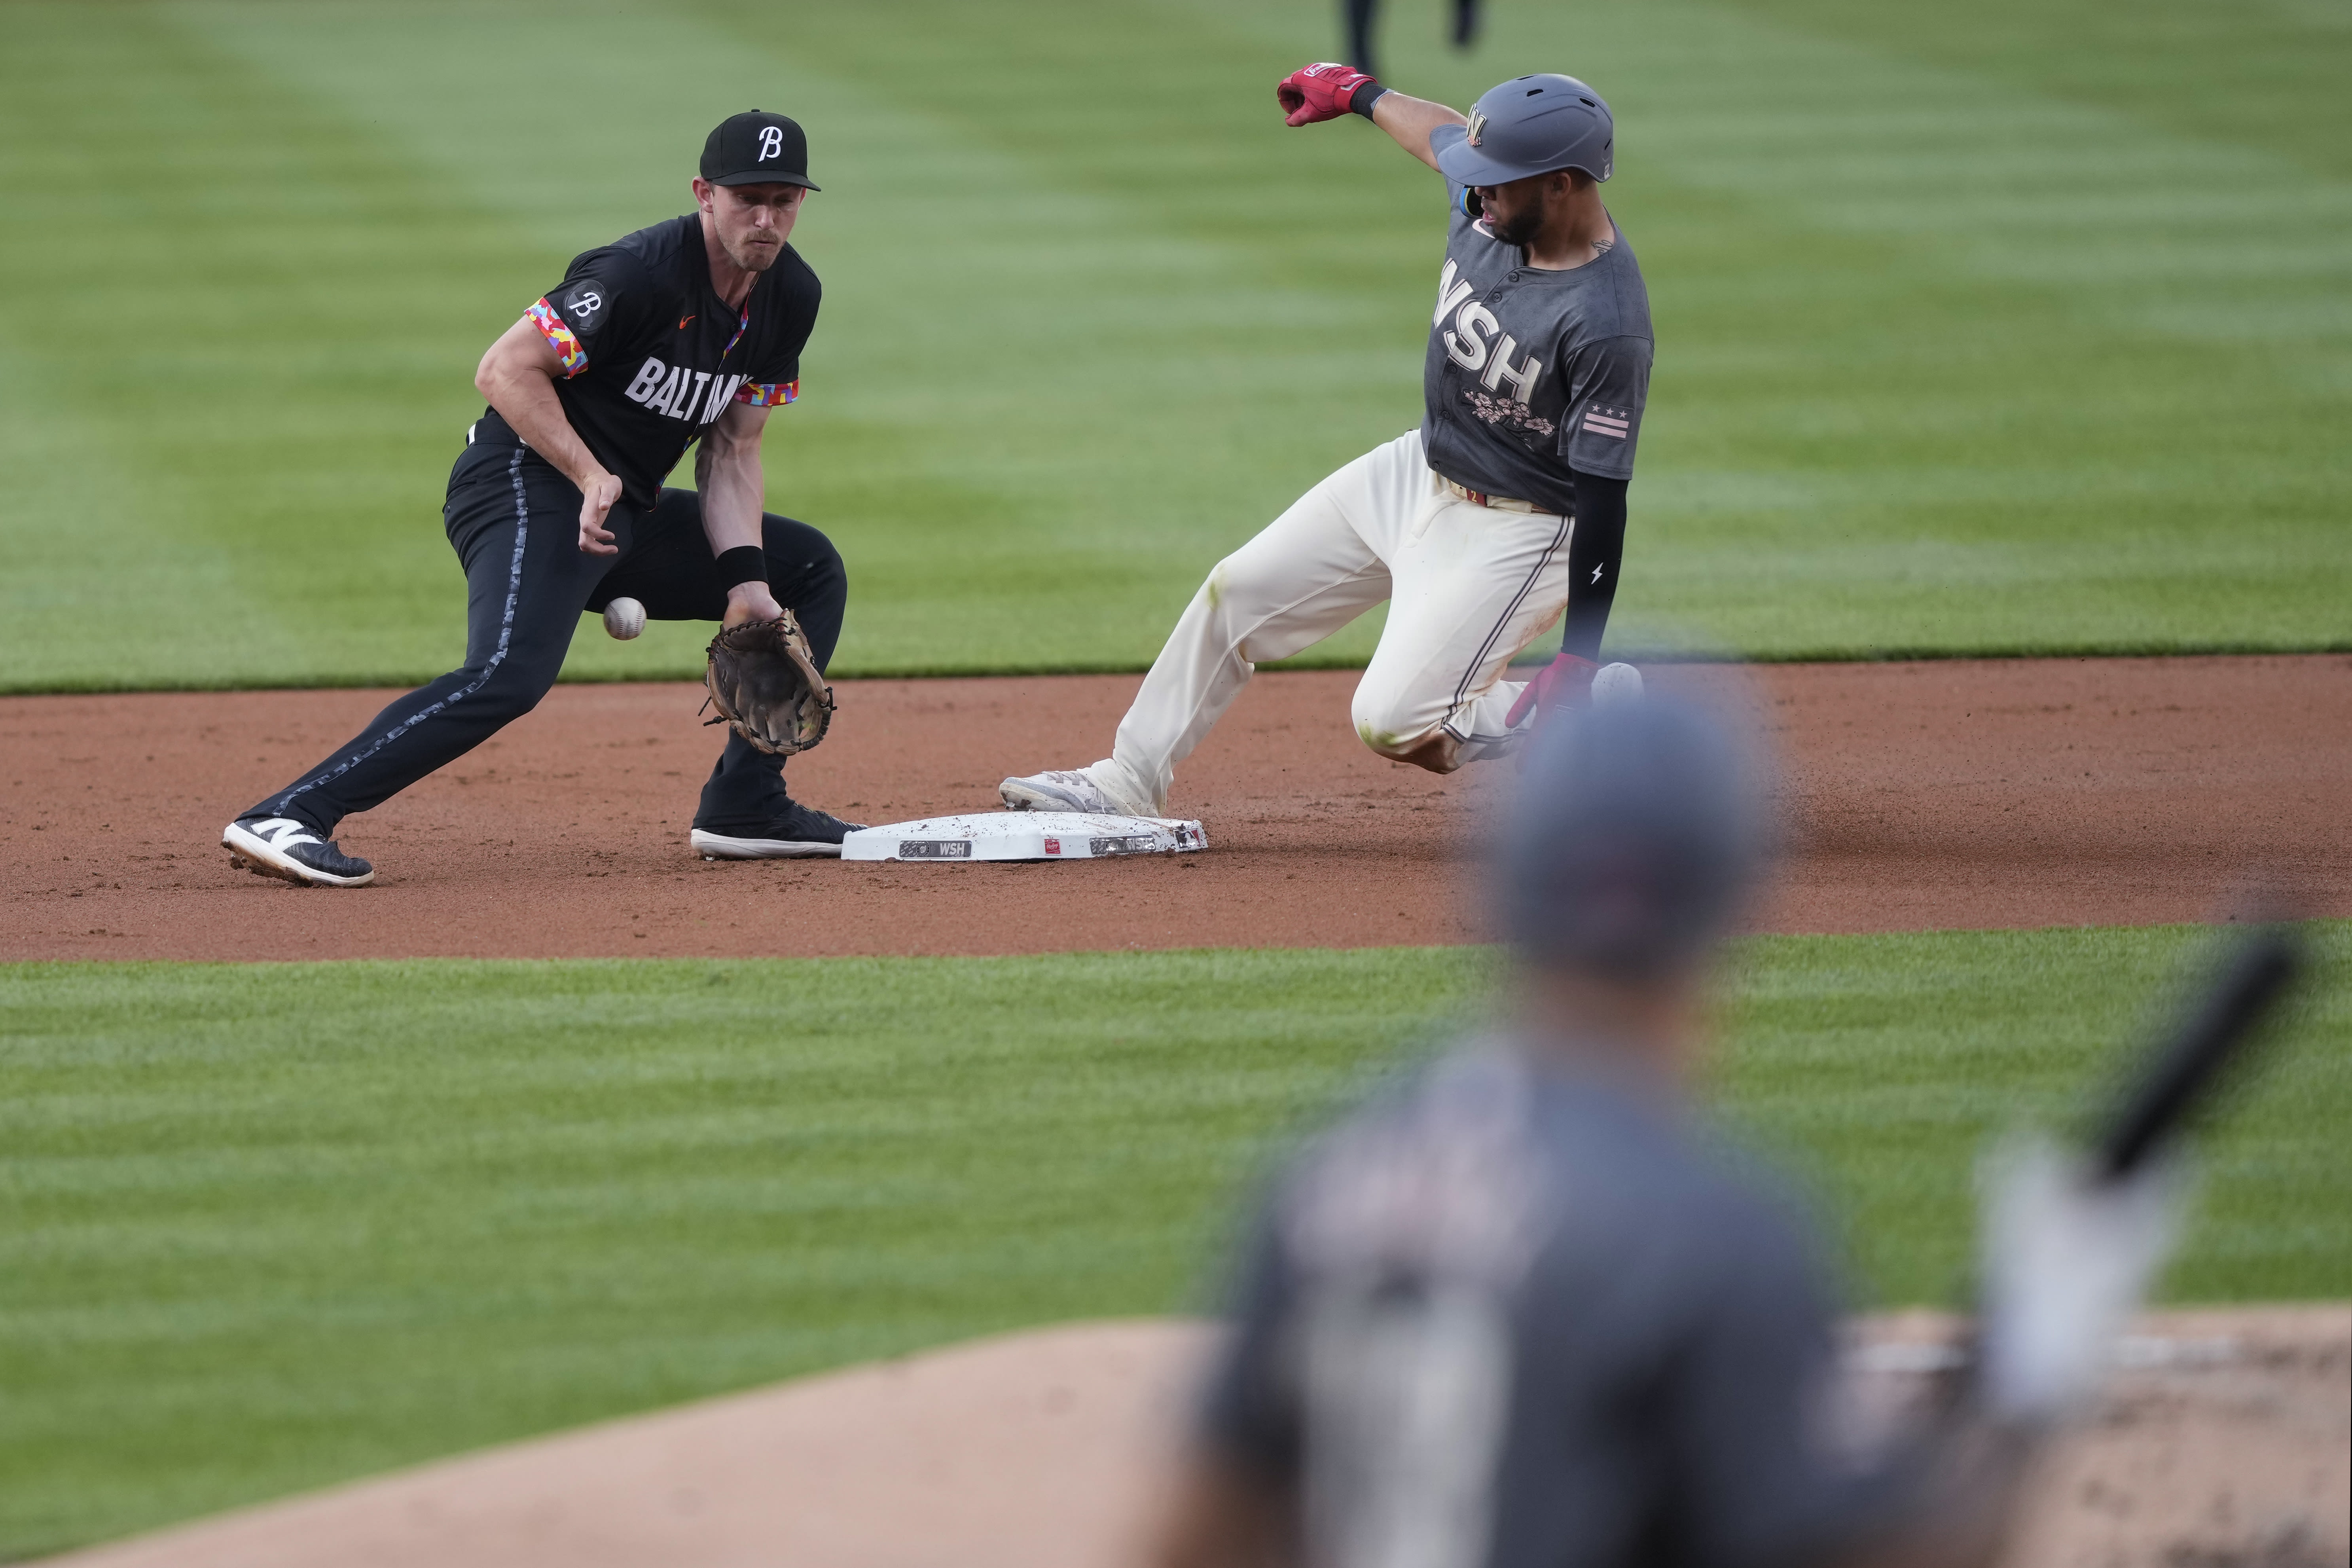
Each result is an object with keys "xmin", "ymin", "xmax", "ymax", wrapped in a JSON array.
[{"xmin": 1499, "ymin": 696, "xmax": 1771, "ymax": 983}]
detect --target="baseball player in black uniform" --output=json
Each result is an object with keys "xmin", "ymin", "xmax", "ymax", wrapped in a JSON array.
[
  {"xmin": 1002, "ymin": 66, "xmax": 1647, "ymax": 818},
  {"xmin": 222, "ymin": 112, "xmax": 862, "ymax": 887},
  {"xmin": 1150, "ymin": 702, "xmax": 2185, "ymax": 1568}
]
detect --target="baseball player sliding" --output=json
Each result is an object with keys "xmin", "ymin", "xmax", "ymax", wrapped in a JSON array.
[
  {"xmin": 222, "ymin": 112, "xmax": 864, "ymax": 887},
  {"xmin": 1002, "ymin": 64, "xmax": 1646, "ymax": 818}
]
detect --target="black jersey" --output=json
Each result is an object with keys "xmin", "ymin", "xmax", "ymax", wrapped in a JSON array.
[
  {"xmin": 1421, "ymin": 186, "xmax": 1653, "ymax": 516},
  {"xmin": 490, "ymin": 214, "xmax": 819, "ymax": 508}
]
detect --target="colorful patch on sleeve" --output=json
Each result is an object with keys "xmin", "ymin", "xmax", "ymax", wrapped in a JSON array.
[
  {"xmin": 735, "ymin": 379, "xmax": 799, "ymax": 407},
  {"xmin": 526, "ymin": 298, "xmax": 589, "ymax": 378}
]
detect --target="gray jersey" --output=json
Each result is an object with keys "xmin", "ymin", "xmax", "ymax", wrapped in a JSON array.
[
  {"xmin": 1199, "ymin": 1043, "xmax": 1879, "ymax": 1568},
  {"xmin": 1420, "ymin": 188, "xmax": 1653, "ymax": 516}
]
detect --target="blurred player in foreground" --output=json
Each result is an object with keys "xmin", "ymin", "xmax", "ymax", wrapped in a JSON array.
[
  {"xmin": 1001, "ymin": 63, "xmax": 1644, "ymax": 818},
  {"xmin": 221, "ymin": 111, "xmax": 862, "ymax": 887},
  {"xmin": 1149, "ymin": 697, "xmax": 2187, "ymax": 1568}
]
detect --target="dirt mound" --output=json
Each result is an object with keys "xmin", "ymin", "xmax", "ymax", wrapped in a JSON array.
[
  {"xmin": 2, "ymin": 656, "xmax": 2344, "ymax": 961},
  {"xmin": 32, "ymin": 1306, "xmax": 2348, "ymax": 1568}
]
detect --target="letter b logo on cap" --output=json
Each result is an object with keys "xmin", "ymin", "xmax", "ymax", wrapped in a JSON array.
[{"xmin": 702, "ymin": 111, "xmax": 819, "ymax": 191}]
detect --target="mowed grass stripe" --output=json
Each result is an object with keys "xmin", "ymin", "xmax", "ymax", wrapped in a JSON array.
[
  {"xmin": 697, "ymin": 0, "xmax": 2352, "ymax": 662},
  {"xmin": 0, "ymin": 0, "xmax": 1400, "ymax": 691},
  {"xmin": 4, "ymin": 946, "xmax": 1488, "ymax": 1556},
  {"xmin": 1700, "ymin": 0, "xmax": 2350, "ymax": 183},
  {"xmin": 1300, "ymin": 0, "xmax": 2352, "ymax": 658},
  {"xmin": 180, "ymin": 0, "xmax": 1414, "ymax": 681},
  {"xmin": 0, "ymin": 0, "xmax": 2345, "ymax": 694},
  {"xmin": 0, "ymin": 3, "xmax": 533, "ymax": 689},
  {"xmin": 4, "ymin": 924, "xmax": 2347, "ymax": 1556}
]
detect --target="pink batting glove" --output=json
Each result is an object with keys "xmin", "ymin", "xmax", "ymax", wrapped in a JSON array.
[
  {"xmin": 1507, "ymin": 652, "xmax": 1599, "ymax": 728},
  {"xmin": 1276, "ymin": 63, "xmax": 1376, "ymax": 127}
]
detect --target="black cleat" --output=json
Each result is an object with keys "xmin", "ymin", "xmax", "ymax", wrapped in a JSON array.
[
  {"xmin": 223, "ymin": 816, "xmax": 376, "ymax": 887},
  {"xmin": 689, "ymin": 800, "xmax": 866, "ymax": 860}
]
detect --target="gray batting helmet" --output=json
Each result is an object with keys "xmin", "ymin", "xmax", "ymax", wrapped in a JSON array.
[
  {"xmin": 1499, "ymin": 697, "xmax": 1771, "ymax": 983},
  {"xmin": 1432, "ymin": 74, "xmax": 1614, "ymax": 187}
]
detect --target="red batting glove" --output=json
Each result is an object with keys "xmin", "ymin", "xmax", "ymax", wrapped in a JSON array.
[
  {"xmin": 1506, "ymin": 652, "xmax": 1598, "ymax": 728},
  {"xmin": 1277, "ymin": 62, "xmax": 1376, "ymax": 127}
]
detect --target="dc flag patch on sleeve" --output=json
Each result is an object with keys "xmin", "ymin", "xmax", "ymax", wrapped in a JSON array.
[
  {"xmin": 1563, "ymin": 394, "xmax": 1644, "ymax": 477},
  {"xmin": 1558, "ymin": 335, "xmax": 1651, "ymax": 480},
  {"xmin": 1581, "ymin": 404, "xmax": 1632, "ymax": 439}
]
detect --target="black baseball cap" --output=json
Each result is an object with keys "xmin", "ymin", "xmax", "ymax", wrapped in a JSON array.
[{"xmin": 700, "ymin": 111, "xmax": 819, "ymax": 191}]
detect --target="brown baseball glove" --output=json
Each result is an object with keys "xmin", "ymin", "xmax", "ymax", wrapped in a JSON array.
[{"xmin": 703, "ymin": 612, "xmax": 834, "ymax": 755}]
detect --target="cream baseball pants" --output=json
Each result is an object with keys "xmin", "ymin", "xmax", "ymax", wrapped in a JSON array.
[{"xmin": 1086, "ymin": 429, "xmax": 1576, "ymax": 815}]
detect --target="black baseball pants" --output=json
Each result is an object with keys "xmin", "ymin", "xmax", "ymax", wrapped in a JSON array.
[{"xmin": 247, "ymin": 440, "xmax": 847, "ymax": 836}]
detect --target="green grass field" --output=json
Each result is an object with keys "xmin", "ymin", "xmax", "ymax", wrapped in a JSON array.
[
  {"xmin": 2, "ymin": 2, "xmax": 2344, "ymax": 1556},
  {"xmin": 4, "ymin": 925, "xmax": 2346, "ymax": 1556},
  {"xmin": 0, "ymin": 0, "xmax": 2344, "ymax": 692}
]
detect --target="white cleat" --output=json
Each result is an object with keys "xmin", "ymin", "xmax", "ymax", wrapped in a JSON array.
[
  {"xmin": 999, "ymin": 768, "xmax": 1131, "ymax": 815},
  {"xmin": 690, "ymin": 829, "xmax": 844, "ymax": 860},
  {"xmin": 222, "ymin": 816, "xmax": 376, "ymax": 887}
]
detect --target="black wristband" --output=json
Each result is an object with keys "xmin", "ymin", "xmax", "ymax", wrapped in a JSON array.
[
  {"xmin": 714, "ymin": 544, "xmax": 768, "ymax": 590},
  {"xmin": 1349, "ymin": 82, "xmax": 1389, "ymax": 119}
]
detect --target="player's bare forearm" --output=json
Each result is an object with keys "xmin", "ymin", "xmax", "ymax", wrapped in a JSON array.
[
  {"xmin": 476, "ymin": 317, "xmax": 625, "ymax": 553},
  {"xmin": 696, "ymin": 402, "xmax": 781, "ymax": 624},
  {"xmin": 476, "ymin": 319, "xmax": 608, "ymax": 493},
  {"xmin": 694, "ymin": 408, "xmax": 766, "ymax": 554},
  {"xmin": 1372, "ymin": 91, "xmax": 1467, "ymax": 173}
]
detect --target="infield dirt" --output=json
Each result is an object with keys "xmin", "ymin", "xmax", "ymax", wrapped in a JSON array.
[
  {"xmin": 3, "ymin": 655, "xmax": 2345, "ymax": 961},
  {"xmin": 32, "ymin": 1307, "xmax": 2349, "ymax": 1568}
]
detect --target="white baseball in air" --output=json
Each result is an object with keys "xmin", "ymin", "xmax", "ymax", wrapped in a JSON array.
[
  {"xmin": 602, "ymin": 597, "xmax": 646, "ymax": 640},
  {"xmin": 1591, "ymin": 662, "xmax": 1644, "ymax": 707}
]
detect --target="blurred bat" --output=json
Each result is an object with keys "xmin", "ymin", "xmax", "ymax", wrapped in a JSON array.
[
  {"xmin": 2089, "ymin": 927, "xmax": 2302, "ymax": 1184},
  {"xmin": 1924, "ymin": 928, "xmax": 2305, "ymax": 1412}
]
